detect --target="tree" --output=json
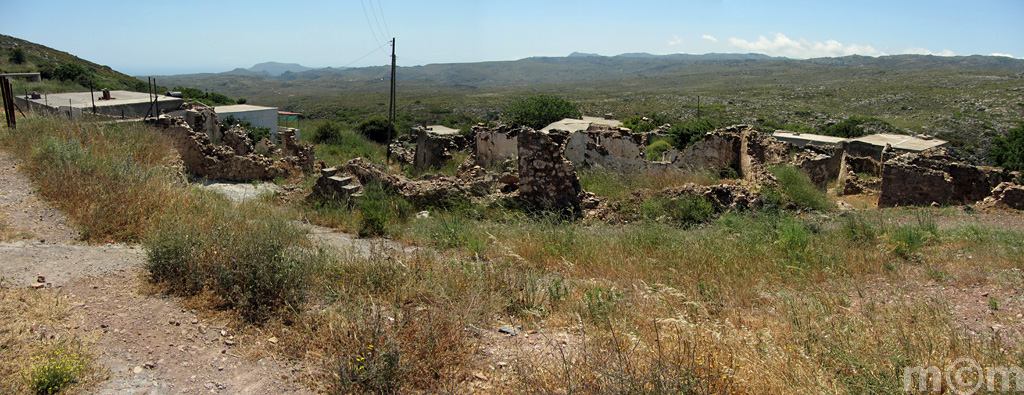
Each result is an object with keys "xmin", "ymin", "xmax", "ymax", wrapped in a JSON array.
[
  {"xmin": 504, "ymin": 95, "xmax": 581, "ymax": 130},
  {"xmin": 357, "ymin": 116, "xmax": 393, "ymax": 143},
  {"xmin": 989, "ymin": 123, "xmax": 1024, "ymax": 171},
  {"xmin": 52, "ymin": 63, "xmax": 92, "ymax": 86},
  {"xmin": 9, "ymin": 47, "xmax": 26, "ymax": 64}
]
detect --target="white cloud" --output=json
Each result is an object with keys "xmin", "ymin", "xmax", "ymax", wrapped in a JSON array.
[
  {"xmin": 702, "ymin": 34, "xmax": 718, "ymax": 43},
  {"xmin": 902, "ymin": 46, "xmax": 955, "ymax": 56},
  {"xmin": 726, "ymin": 33, "xmax": 884, "ymax": 58},
  {"xmin": 667, "ymin": 35, "xmax": 685, "ymax": 46},
  {"xmin": 990, "ymin": 52, "xmax": 1015, "ymax": 58}
]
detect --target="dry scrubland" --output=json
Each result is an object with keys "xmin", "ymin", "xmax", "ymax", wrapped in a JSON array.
[{"xmin": 3, "ymin": 115, "xmax": 1024, "ymax": 394}]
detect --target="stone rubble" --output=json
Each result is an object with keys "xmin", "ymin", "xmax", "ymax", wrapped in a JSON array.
[{"xmin": 148, "ymin": 108, "xmax": 316, "ymax": 182}]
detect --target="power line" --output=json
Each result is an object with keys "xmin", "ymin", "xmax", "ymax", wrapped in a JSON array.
[
  {"xmin": 374, "ymin": 0, "xmax": 392, "ymax": 38},
  {"xmin": 340, "ymin": 46, "xmax": 387, "ymax": 69},
  {"xmin": 366, "ymin": 0, "xmax": 388, "ymax": 45},
  {"xmin": 360, "ymin": 0, "xmax": 383, "ymax": 48}
]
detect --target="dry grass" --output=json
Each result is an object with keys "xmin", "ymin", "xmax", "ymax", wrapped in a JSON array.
[
  {"xmin": 0, "ymin": 286, "xmax": 100, "ymax": 394},
  {"xmin": 0, "ymin": 117, "xmax": 182, "ymax": 243},
  {"xmin": 6, "ymin": 114, "xmax": 1024, "ymax": 394}
]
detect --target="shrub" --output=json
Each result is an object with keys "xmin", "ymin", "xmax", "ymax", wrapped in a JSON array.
[
  {"xmin": 357, "ymin": 116, "xmax": 393, "ymax": 143},
  {"xmin": 9, "ymin": 47, "xmax": 26, "ymax": 64},
  {"xmin": 645, "ymin": 139, "xmax": 672, "ymax": 161},
  {"xmin": 989, "ymin": 122, "xmax": 1024, "ymax": 170},
  {"xmin": 29, "ymin": 344, "xmax": 87, "ymax": 395},
  {"xmin": 503, "ymin": 94, "xmax": 581, "ymax": 130},
  {"xmin": 145, "ymin": 204, "xmax": 320, "ymax": 323},
  {"xmin": 769, "ymin": 165, "xmax": 834, "ymax": 211},
  {"xmin": 312, "ymin": 121, "xmax": 343, "ymax": 144},
  {"xmin": 668, "ymin": 119, "xmax": 717, "ymax": 149},
  {"xmin": 51, "ymin": 63, "xmax": 93, "ymax": 86},
  {"xmin": 357, "ymin": 182, "xmax": 413, "ymax": 237},
  {"xmin": 640, "ymin": 195, "xmax": 716, "ymax": 227},
  {"xmin": 622, "ymin": 114, "xmax": 669, "ymax": 133}
]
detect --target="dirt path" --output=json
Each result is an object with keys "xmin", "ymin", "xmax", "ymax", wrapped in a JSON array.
[{"xmin": 0, "ymin": 150, "xmax": 313, "ymax": 394}]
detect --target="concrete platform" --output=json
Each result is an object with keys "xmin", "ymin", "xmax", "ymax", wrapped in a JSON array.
[
  {"xmin": 542, "ymin": 116, "xmax": 623, "ymax": 133},
  {"xmin": 772, "ymin": 131, "xmax": 847, "ymax": 147},
  {"xmin": 16, "ymin": 90, "xmax": 183, "ymax": 119}
]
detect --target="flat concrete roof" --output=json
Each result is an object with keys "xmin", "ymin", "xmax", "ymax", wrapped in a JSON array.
[
  {"xmin": 214, "ymin": 104, "xmax": 277, "ymax": 113},
  {"xmin": 848, "ymin": 133, "xmax": 947, "ymax": 151},
  {"xmin": 424, "ymin": 125, "xmax": 461, "ymax": 135},
  {"xmin": 772, "ymin": 131, "xmax": 847, "ymax": 145},
  {"xmin": 19, "ymin": 90, "xmax": 180, "ymax": 109},
  {"xmin": 541, "ymin": 116, "xmax": 623, "ymax": 133}
]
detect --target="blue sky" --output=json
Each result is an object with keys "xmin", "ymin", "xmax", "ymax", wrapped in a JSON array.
[{"xmin": 5, "ymin": 0, "xmax": 1022, "ymax": 75}]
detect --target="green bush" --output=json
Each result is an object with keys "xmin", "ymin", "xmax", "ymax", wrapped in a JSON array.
[
  {"xmin": 357, "ymin": 182, "xmax": 413, "ymax": 237},
  {"xmin": 889, "ymin": 225, "xmax": 926, "ymax": 259},
  {"xmin": 623, "ymin": 114, "xmax": 669, "ymax": 133},
  {"xmin": 668, "ymin": 119, "xmax": 717, "ymax": 149},
  {"xmin": 640, "ymin": 195, "xmax": 716, "ymax": 227},
  {"xmin": 9, "ymin": 47, "xmax": 26, "ymax": 64},
  {"xmin": 312, "ymin": 121, "xmax": 343, "ymax": 144},
  {"xmin": 769, "ymin": 165, "xmax": 834, "ymax": 211},
  {"xmin": 145, "ymin": 204, "xmax": 320, "ymax": 323},
  {"xmin": 504, "ymin": 95, "xmax": 581, "ymax": 130},
  {"xmin": 357, "ymin": 116, "xmax": 393, "ymax": 143},
  {"xmin": 989, "ymin": 122, "xmax": 1024, "ymax": 170},
  {"xmin": 645, "ymin": 139, "xmax": 672, "ymax": 161},
  {"xmin": 51, "ymin": 63, "xmax": 93, "ymax": 86}
]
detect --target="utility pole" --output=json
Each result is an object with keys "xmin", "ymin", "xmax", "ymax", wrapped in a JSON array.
[
  {"xmin": 387, "ymin": 37, "xmax": 396, "ymax": 164},
  {"xmin": 696, "ymin": 96, "xmax": 701, "ymax": 119}
]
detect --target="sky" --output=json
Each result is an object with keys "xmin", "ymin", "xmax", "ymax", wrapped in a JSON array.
[{"xmin": 4, "ymin": 0, "xmax": 1023, "ymax": 76}]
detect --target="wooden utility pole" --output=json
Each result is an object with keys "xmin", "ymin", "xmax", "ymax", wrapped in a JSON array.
[
  {"xmin": 387, "ymin": 37, "xmax": 396, "ymax": 163},
  {"xmin": 1, "ymin": 76, "xmax": 17, "ymax": 128}
]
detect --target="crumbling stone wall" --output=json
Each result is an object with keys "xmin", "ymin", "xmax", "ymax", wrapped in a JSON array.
[
  {"xmin": 878, "ymin": 149, "xmax": 1010, "ymax": 207},
  {"xmin": 563, "ymin": 128, "xmax": 648, "ymax": 172},
  {"xmin": 149, "ymin": 115, "xmax": 316, "ymax": 182},
  {"xmin": 791, "ymin": 145, "xmax": 843, "ymax": 188},
  {"xmin": 185, "ymin": 108, "xmax": 220, "ymax": 142},
  {"xmin": 413, "ymin": 128, "xmax": 454, "ymax": 170},
  {"xmin": 518, "ymin": 129, "xmax": 582, "ymax": 212},
  {"xmin": 474, "ymin": 125, "xmax": 520, "ymax": 168},
  {"xmin": 665, "ymin": 125, "xmax": 790, "ymax": 183}
]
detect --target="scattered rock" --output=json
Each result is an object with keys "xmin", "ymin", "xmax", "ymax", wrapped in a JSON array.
[{"xmin": 497, "ymin": 326, "xmax": 517, "ymax": 336}]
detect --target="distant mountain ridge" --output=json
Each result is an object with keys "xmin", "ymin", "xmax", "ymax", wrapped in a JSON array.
[{"xmin": 166, "ymin": 52, "xmax": 1024, "ymax": 89}]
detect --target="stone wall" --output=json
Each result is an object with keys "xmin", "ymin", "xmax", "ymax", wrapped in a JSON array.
[
  {"xmin": 149, "ymin": 114, "xmax": 316, "ymax": 182},
  {"xmin": 474, "ymin": 125, "xmax": 520, "ymax": 168},
  {"xmin": 665, "ymin": 125, "xmax": 790, "ymax": 183},
  {"xmin": 878, "ymin": 149, "xmax": 1010, "ymax": 207},
  {"xmin": 518, "ymin": 129, "xmax": 582, "ymax": 212},
  {"xmin": 413, "ymin": 128, "xmax": 454, "ymax": 170},
  {"xmin": 563, "ymin": 129, "xmax": 648, "ymax": 172}
]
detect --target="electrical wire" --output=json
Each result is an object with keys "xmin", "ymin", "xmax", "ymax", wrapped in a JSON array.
[
  {"xmin": 374, "ymin": 0, "xmax": 392, "ymax": 38},
  {"xmin": 367, "ymin": 0, "xmax": 389, "ymax": 42},
  {"xmin": 360, "ymin": 0, "xmax": 383, "ymax": 49}
]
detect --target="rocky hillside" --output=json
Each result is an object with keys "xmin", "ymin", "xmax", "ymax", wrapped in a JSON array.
[{"xmin": 0, "ymin": 34, "xmax": 148, "ymax": 91}]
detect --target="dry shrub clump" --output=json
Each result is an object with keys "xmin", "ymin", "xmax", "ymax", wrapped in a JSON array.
[
  {"xmin": 0, "ymin": 116, "xmax": 180, "ymax": 242},
  {"xmin": 144, "ymin": 199, "xmax": 327, "ymax": 323}
]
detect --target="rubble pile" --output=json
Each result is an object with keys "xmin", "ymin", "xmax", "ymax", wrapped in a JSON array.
[
  {"xmin": 149, "ymin": 109, "xmax": 316, "ymax": 182},
  {"xmin": 980, "ymin": 182, "xmax": 1024, "ymax": 210},
  {"xmin": 660, "ymin": 183, "xmax": 763, "ymax": 212}
]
